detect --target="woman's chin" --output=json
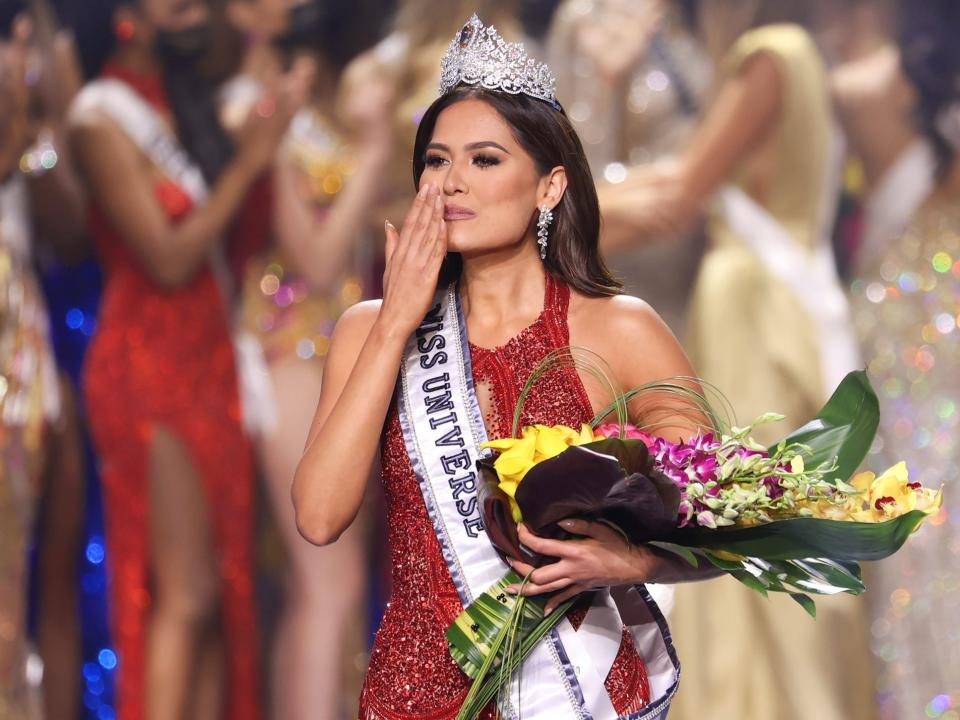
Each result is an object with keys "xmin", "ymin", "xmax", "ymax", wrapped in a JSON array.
[{"xmin": 446, "ymin": 235, "xmax": 528, "ymax": 259}]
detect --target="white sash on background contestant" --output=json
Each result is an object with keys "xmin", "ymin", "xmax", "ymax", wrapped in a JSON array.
[
  {"xmin": 858, "ymin": 138, "xmax": 935, "ymax": 274},
  {"xmin": 397, "ymin": 282, "xmax": 680, "ymax": 720},
  {"xmin": 717, "ymin": 126, "xmax": 860, "ymax": 398},
  {"xmin": 69, "ymin": 79, "xmax": 275, "ymax": 433}
]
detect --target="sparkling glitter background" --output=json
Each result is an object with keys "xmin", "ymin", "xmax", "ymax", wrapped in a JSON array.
[{"xmin": 851, "ymin": 207, "xmax": 960, "ymax": 720}]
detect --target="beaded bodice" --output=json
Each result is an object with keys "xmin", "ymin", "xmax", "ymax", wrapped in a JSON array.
[
  {"xmin": 359, "ymin": 275, "xmax": 649, "ymax": 719},
  {"xmin": 468, "ymin": 274, "xmax": 594, "ymax": 439}
]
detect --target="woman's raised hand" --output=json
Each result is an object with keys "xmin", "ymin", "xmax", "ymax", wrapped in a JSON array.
[
  {"xmin": 379, "ymin": 183, "xmax": 448, "ymax": 337},
  {"xmin": 235, "ymin": 56, "xmax": 316, "ymax": 174}
]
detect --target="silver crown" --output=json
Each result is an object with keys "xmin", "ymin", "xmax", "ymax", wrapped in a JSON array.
[{"xmin": 439, "ymin": 15, "xmax": 559, "ymax": 108}]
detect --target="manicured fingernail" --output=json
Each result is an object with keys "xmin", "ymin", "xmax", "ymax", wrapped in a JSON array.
[
  {"xmin": 545, "ymin": 605, "xmax": 554, "ymax": 616},
  {"xmin": 504, "ymin": 585, "xmax": 518, "ymax": 594},
  {"xmin": 434, "ymin": 195, "xmax": 441, "ymax": 209},
  {"xmin": 560, "ymin": 519, "xmax": 575, "ymax": 529},
  {"xmin": 418, "ymin": 184, "xmax": 429, "ymax": 197}
]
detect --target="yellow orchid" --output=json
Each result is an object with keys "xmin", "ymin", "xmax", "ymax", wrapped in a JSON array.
[
  {"xmin": 816, "ymin": 462, "xmax": 944, "ymax": 525},
  {"xmin": 481, "ymin": 424, "xmax": 598, "ymax": 521}
]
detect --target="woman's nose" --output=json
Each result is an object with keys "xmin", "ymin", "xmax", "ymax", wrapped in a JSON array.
[{"xmin": 442, "ymin": 163, "xmax": 466, "ymax": 195}]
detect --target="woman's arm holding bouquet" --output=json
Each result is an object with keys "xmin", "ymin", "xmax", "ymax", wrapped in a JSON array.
[
  {"xmin": 510, "ymin": 519, "xmax": 722, "ymax": 614},
  {"xmin": 293, "ymin": 183, "xmax": 447, "ymax": 544},
  {"xmin": 507, "ymin": 296, "xmax": 724, "ymax": 606}
]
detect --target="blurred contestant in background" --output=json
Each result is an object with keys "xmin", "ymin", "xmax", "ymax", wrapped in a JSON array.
[
  {"xmin": 220, "ymin": 0, "xmax": 392, "ymax": 716},
  {"xmin": 1, "ymin": 14, "xmax": 59, "ymax": 720},
  {"xmin": 548, "ymin": 0, "xmax": 710, "ymax": 338},
  {"xmin": 847, "ymin": 2, "xmax": 960, "ymax": 716},
  {"xmin": 67, "ymin": 0, "xmax": 310, "ymax": 717},
  {"xmin": 597, "ymin": 1, "xmax": 874, "ymax": 717},
  {"xmin": 1, "ymin": 2, "xmax": 87, "ymax": 717}
]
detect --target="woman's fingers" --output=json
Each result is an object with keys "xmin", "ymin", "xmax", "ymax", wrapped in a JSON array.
[
  {"xmin": 545, "ymin": 585, "xmax": 586, "ymax": 616},
  {"xmin": 558, "ymin": 518, "xmax": 618, "ymax": 542},
  {"xmin": 400, "ymin": 183, "xmax": 431, "ymax": 239},
  {"xmin": 392, "ymin": 184, "xmax": 435, "ymax": 269},
  {"xmin": 506, "ymin": 576, "xmax": 574, "ymax": 597},
  {"xmin": 427, "ymin": 216, "xmax": 448, "ymax": 269},
  {"xmin": 408, "ymin": 183, "xmax": 437, "ymax": 241},
  {"xmin": 517, "ymin": 523, "xmax": 582, "ymax": 559},
  {"xmin": 531, "ymin": 560, "xmax": 578, "ymax": 587},
  {"xmin": 384, "ymin": 220, "xmax": 400, "ymax": 266},
  {"xmin": 508, "ymin": 557, "xmax": 536, "ymax": 578},
  {"xmin": 421, "ymin": 192, "xmax": 443, "ymax": 250}
]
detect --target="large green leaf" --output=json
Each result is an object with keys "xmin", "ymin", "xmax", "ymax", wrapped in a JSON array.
[
  {"xmin": 773, "ymin": 370, "xmax": 879, "ymax": 484},
  {"xmin": 704, "ymin": 554, "xmax": 865, "ymax": 618},
  {"xmin": 668, "ymin": 510, "xmax": 928, "ymax": 561}
]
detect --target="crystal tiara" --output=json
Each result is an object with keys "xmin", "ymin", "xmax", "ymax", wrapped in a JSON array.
[{"xmin": 439, "ymin": 14, "xmax": 559, "ymax": 109}]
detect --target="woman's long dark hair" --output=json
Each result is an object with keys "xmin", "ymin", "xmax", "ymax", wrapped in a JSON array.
[
  {"xmin": 898, "ymin": 0, "xmax": 960, "ymax": 178},
  {"xmin": 412, "ymin": 86, "xmax": 622, "ymax": 298}
]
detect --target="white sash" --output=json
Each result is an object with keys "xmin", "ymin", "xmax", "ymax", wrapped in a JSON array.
[
  {"xmin": 69, "ymin": 79, "xmax": 276, "ymax": 433},
  {"xmin": 858, "ymin": 138, "xmax": 934, "ymax": 274},
  {"xmin": 716, "ymin": 126, "xmax": 861, "ymax": 398},
  {"xmin": 397, "ymin": 282, "xmax": 679, "ymax": 719},
  {"xmin": 70, "ymin": 79, "xmax": 208, "ymax": 204}
]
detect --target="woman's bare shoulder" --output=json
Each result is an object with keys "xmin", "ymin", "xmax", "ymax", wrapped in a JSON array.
[
  {"xmin": 321, "ymin": 299, "xmax": 384, "ymax": 377},
  {"xmin": 569, "ymin": 291, "xmax": 693, "ymax": 384},
  {"xmin": 572, "ymin": 292, "xmax": 673, "ymax": 340},
  {"xmin": 334, "ymin": 299, "xmax": 383, "ymax": 337}
]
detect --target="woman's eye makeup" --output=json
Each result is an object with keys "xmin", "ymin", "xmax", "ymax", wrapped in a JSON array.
[
  {"xmin": 422, "ymin": 153, "xmax": 502, "ymax": 169},
  {"xmin": 472, "ymin": 153, "xmax": 500, "ymax": 168}
]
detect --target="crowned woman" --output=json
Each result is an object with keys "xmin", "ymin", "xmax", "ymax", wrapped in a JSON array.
[{"xmin": 294, "ymin": 15, "xmax": 719, "ymax": 719}]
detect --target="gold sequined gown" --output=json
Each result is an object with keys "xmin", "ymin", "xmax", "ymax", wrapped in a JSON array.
[
  {"xmin": 240, "ymin": 109, "xmax": 364, "ymax": 366},
  {"xmin": 238, "ymin": 107, "xmax": 366, "ymax": 716},
  {"xmin": 548, "ymin": 0, "xmax": 711, "ymax": 336},
  {"xmin": 0, "ymin": 176, "xmax": 57, "ymax": 720},
  {"xmin": 670, "ymin": 25, "xmax": 876, "ymax": 720},
  {"xmin": 850, "ymin": 204, "xmax": 960, "ymax": 719}
]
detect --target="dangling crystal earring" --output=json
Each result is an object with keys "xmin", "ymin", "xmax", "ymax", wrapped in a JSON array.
[{"xmin": 537, "ymin": 205, "xmax": 553, "ymax": 260}]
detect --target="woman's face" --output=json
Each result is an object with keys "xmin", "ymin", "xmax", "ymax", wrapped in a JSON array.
[{"xmin": 421, "ymin": 98, "xmax": 546, "ymax": 258}]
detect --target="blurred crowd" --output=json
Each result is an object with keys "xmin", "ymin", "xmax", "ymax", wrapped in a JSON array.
[{"xmin": 0, "ymin": 1, "xmax": 957, "ymax": 719}]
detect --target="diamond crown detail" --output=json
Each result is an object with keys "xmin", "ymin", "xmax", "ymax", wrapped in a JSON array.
[{"xmin": 439, "ymin": 14, "xmax": 558, "ymax": 108}]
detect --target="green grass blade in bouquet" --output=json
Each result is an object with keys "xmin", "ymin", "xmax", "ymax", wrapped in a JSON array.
[
  {"xmin": 590, "ymin": 375, "xmax": 734, "ymax": 438},
  {"xmin": 512, "ymin": 346, "xmax": 629, "ymax": 438}
]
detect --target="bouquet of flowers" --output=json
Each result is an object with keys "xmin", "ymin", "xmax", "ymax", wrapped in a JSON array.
[{"xmin": 447, "ymin": 351, "xmax": 943, "ymax": 719}]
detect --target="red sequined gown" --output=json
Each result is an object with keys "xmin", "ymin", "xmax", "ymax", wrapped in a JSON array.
[
  {"xmin": 82, "ymin": 66, "xmax": 259, "ymax": 720},
  {"xmin": 360, "ymin": 274, "xmax": 650, "ymax": 719}
]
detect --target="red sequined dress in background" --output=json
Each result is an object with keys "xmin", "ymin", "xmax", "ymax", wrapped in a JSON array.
[
  {"xmin": 360, "ymin": 274, "xmax": 650, "ymax": 719},
  {"xmin": 82, "ymin": 65, "xmax": 259, "ymax": 720}
]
